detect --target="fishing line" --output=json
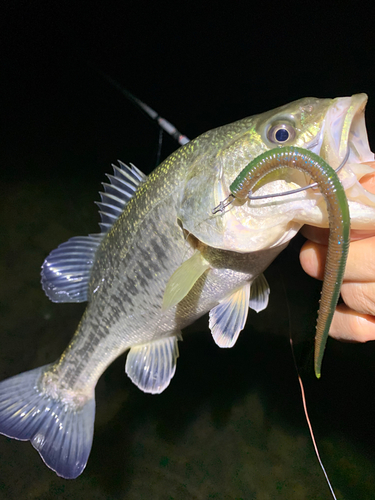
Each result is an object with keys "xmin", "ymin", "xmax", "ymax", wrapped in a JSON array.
[
  {"xmin": 278, "ymin": 267, "xmax": 338, "ymax": 500},
  {"xmin": 155, "ymin": 127, "xmax": 164, "ymax": 167}
]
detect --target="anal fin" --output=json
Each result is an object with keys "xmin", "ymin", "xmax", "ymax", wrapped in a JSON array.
[
  {"xmin": 209, "ymin": 282, "xmax": 251, "ymax": 348},
  {"xmin": 125, "ymin": 335, "xmax": 181, "ymax": 394}
]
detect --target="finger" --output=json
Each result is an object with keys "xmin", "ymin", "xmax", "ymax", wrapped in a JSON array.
[
  {"xmin": 359, "ymin": 170, "xmax": 375, "ymax": 192},
  {"xmin": 340, "ymin": 281, "xmax": 375, "ymax": 316},
  {"xmin": 329, "ymin": 303, "xmax": 375, "ymax": 342},
  {"xmin": 300, "ymin": 226, "xmax": 329, "ymax": 245},
  {"xmin": 299, "ymin": 240, "xmax": 325, "ymax": 280},
  {"xmin": 300, "ymin": 236, "xmax": 375, "ymax": 282},
  {"xmin": 301, "ymin": 225, "xmax": 375, "ymax": 244}
]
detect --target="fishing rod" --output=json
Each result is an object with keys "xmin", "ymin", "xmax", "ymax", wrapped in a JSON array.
[
  {"xmin": 94, "ymin": 67, "xmax": 347, "ymax": 207},
  {"xmin": 89, "ymin": 66, "xmax": 189, "ymax": 167}
]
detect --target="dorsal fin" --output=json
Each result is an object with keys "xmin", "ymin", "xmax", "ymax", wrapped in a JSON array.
[
  {"xmin": 41, "ymin": 234, "xmax": 103, "ymax": 303},
  {"xmin": 96, "ymin": 161, "xmax": 147, "ymax": 233},
  {"xmin": 41, "ymin": 161, "xmax": 147, "ymax": 303}
]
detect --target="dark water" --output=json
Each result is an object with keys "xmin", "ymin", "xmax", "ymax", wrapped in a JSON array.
[
  {"xmin": 1, "ymin": 155, "xmax": 375, "ymax": 500},
  {"xmin": 1, "ymin": 5, "xmax": 375, "ymax": 497}
]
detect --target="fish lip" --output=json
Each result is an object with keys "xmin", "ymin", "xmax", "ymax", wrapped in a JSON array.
[{"xmin": 318, "ymin": 93, "xmax": 374, "ymax": 167}]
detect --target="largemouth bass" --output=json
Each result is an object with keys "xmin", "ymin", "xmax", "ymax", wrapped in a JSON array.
[{"xmin": 0, "ymin": 93, "xmax": 374, "ymax": 479}]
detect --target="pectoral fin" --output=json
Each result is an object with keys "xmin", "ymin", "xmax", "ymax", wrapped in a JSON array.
[
  {"xmin": 125, "ymin": 336, "xmax": 180, "ymax": 394},
  {"xmin": 249, "ymin": 273, "xmax": 270, "ymax": 312},
  {"xmin": 162, "ymin": 252, "xmax": 210, "ymax": 311},
  {"xmin": 209, "ymin": 282, "xmax": 251, "ymax": 348}
]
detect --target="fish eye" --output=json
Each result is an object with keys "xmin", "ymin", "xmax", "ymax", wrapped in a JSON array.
[{"xmin": 267, "ymin": 122, "xmax": 296, "ymax": 144}]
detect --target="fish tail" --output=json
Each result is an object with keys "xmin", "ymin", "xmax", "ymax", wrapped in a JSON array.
[{"xmin": 0, "ymin": 365, "xmax": 95, "ymax": 479}]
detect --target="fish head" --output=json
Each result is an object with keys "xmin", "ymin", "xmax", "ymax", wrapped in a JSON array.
[{"xmin": 178, "ymin": 94, "xmax": 375, "ymax": 252}]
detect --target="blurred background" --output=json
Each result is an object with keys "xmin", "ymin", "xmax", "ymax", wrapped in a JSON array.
[{"xmin": 1, "ymin": 2, "xmax": 375, "ymax": 499}]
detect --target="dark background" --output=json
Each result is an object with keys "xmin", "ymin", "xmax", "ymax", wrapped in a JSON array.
[{"xmin": 0, "ymin": 2, "xmax": 375, "ymax": 499}]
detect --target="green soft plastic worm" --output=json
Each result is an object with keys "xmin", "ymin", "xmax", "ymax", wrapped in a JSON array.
[{"xmin": 230, "ymin": 146, "xmax": 350, "ymax": 378}]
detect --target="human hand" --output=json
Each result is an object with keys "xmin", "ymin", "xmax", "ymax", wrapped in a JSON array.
[{"xmin": 299, "ymin": 172, "xmax": 375, "ymax": 342}]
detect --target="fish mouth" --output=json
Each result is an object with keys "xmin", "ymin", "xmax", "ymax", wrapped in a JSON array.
[{"xmin": 317, "ymin": 93, "xmax": 374, "ymax": 168}]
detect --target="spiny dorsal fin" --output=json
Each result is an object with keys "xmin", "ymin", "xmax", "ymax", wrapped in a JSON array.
[
  {"xmin": 41, "ymin": 161, "xmax": 147, "ymax": 303},
  {"xmin": 96, "ymin": 161, "xmax": 147, "ymax": 233}
]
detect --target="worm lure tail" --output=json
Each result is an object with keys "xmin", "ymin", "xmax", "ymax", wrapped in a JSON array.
[{"xmin": 229, "ymin": 146, "xmax": 350, "ymax": 378}]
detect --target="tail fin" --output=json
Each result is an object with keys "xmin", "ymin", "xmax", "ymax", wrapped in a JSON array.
[{"xmin": 0, "ymin": 365, "xmax": 95, "ymax": 479}]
